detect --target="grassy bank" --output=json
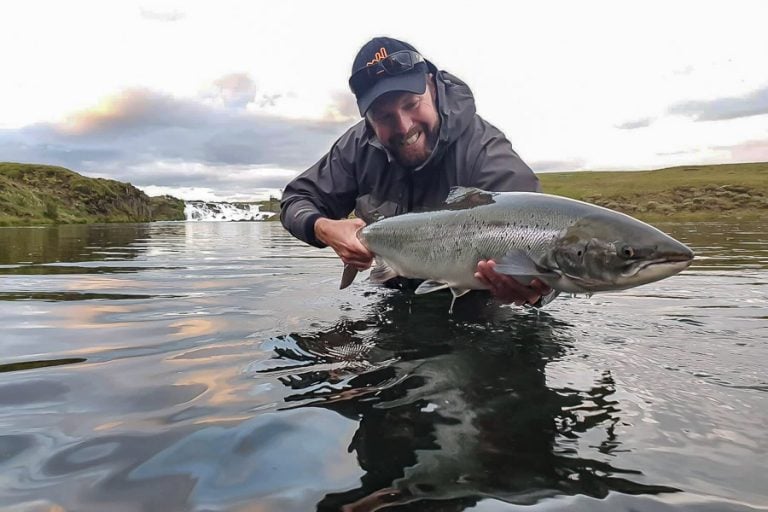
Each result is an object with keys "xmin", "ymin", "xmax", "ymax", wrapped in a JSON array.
[
  {"xmin": 539, "ymin": 162, "xmax": 768, "ymax": 221},
  {"xmin": 0, "ymin": 163, "xmax": 185, "ymax": 226},
  {"xmin": 2, "ymin": 161, "xmax": 766, "ymax": 226}
]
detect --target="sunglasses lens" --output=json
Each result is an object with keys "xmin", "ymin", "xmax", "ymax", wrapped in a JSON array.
[
  {"xmin": 348, "ymin": 51, "xmax": 424, "ymax": 96},
  {"xmin": 382, "ymin": 52, "xmax": 414, "ymax": 73}
]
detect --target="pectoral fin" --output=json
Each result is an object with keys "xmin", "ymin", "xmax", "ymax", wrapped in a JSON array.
[
  {"xmin": 494, "ymin": 249, "xmax": 559, "ymax": 281},
  {"xmin": 341, "ymin": 260, "xmax": 401, "ymax": 289},
  {"xmin": 415, "ymin": 281, "xmax": 471, "ymax": 313},
  {"xmin": 414, "ymin": 280, "xmax": 451, "ymax": 295},
  {"xmin": 369, "ymin": 260, "xmax": 399, "ymax": 284}
]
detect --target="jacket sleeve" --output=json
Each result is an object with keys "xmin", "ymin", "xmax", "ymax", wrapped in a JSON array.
[
  {"xmin": 469, "ymin": 124, "xmax": 541, "ymax": 193},
  {"xmin": 280, "ymin": 139, "xmax": 359, "ymax": 248}
]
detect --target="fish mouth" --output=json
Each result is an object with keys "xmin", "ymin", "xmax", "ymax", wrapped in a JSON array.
[{"xmin": 622, "ymin": 253, "xmax": 694, "ymax": 278}]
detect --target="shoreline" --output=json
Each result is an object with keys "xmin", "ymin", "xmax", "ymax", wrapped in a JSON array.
[{"xmin": 2, "ymin": 161, "xmax": 766, "ymax": 226}]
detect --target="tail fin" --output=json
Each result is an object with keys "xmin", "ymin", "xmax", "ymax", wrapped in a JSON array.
[{"xmin": 340, "ymin": 264, "xmax": 359, "ymax": 289}]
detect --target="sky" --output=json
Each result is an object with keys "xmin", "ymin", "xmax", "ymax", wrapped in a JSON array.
[{"xmin": 2, "ymin": 1, "xmax": 767, "ymax": 201}]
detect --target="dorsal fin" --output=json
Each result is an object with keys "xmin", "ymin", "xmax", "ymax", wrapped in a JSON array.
[{"xmin": 444, "ymin": 187, "xmax": 496, "ymax": 210}]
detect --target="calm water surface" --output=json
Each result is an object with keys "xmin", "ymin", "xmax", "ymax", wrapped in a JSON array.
[{"xmin": 0, "ymin": 220, "xmax": 766, "ymax": 512}]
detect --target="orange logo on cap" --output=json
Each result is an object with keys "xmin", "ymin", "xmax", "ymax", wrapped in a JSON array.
[{"xmin": 366, "ymin": 47, "xmax": 388, "ymax": 67}]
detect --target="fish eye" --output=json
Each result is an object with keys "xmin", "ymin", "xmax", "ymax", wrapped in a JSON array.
[{"xmin": 619, "ymin": 244, "xmax": 634, "ymax": 259}]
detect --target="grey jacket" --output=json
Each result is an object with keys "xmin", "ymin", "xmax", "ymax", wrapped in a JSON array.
[{"xmin": 280, "ymin": 69, "xmax": 540, "ymax": 248}]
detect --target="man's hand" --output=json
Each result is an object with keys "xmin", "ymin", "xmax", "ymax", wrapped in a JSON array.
[
  {"xmin": 315, "ymin": 218, "xmax": 374, "ymax": 270},
  {"xmin": 474, "ymin": 259, "xmax": 553, "ymax": 306}
]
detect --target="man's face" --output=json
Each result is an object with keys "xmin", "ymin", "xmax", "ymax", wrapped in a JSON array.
[{"xmin": 366, "ymin": 76, "xmax": 441, "ymax": 169}]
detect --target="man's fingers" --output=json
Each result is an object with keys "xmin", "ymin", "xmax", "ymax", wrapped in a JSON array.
[
  {"xmin": 316, "ymin": 218, "xmax": 374, "ymax": 265},
  {"xmin": 337, "ymin": 239, "xmax": 373, "ymax": 261},
  {"xmin": 529, "ymin": 278, "xmax": 553, "ymax": 295},
  {"xmin": 473, "ymin": 271, "xmax": 491, "ymax": 286},
  {"xmin": 476, "ymin": 259, "xmax": 545, "ymax": 305},
  {"xmin": 341, "ymin": 255, "xmax": 372, "ymax": 268},
  {"xmin": 499, "ymin": 275, "xmax": 540, "ymax": 303},
  {"xmin": 475, "ymin": 260, "xmax": 496, "ymax": 282}
]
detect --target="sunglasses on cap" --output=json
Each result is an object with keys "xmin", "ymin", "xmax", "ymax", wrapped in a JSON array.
[{"xmin": 348, "ymin": 50, "xmax": 426, "ymax": 96}]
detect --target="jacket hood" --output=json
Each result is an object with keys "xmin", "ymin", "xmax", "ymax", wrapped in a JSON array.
[{"xmin": 433, "ymin": 68, "xmax": 477, "ymax": 146}]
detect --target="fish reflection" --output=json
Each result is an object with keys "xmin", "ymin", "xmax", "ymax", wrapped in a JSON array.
[{"xmin": 262, "ymin": 293, "xmax": 679, "ymax": 510}]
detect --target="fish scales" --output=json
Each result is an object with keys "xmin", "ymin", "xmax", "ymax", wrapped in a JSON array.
[{"xmin": 361, "ymin": 197, "xmax": 568, "ymax": 288}]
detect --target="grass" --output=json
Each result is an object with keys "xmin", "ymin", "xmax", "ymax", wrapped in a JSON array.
[
  {"xmin": 2, "ymin": 161, "xmax": 766, "ymax": 226},
  {"xmin": 539, "ymin": 162, "xmax": 768, "ymax": 221},
  {"xmin": 0, "ymin": 162, "xmax": 186, "ymax": 226}
]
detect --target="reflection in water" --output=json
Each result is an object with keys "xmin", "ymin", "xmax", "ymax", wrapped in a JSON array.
[
  {"xmin": 0, "ymin": 358, "xmax": 87, "ymax": 374},
  {"xmin": 0, "ymin": 222, "xmax": 189, "ymax": 276},
  {"xmin": 261, "ymin": 293, "xmax": 679, "ymax": 510},
  {"xmin": 664, "ymin": 221, "xmax": 768, "ymax": 270},
  {"xmin": 0, "ymin": 224, "xmax": 149, "ymax": 264},
  {"xmin": 0, "ymin": 291, "xmax": 176, "ymax": 301}
]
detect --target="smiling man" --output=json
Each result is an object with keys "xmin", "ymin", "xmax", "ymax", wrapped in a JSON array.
[{"xmin": 280, "ymin": 37, "xmax": 551, "ymax": 306}]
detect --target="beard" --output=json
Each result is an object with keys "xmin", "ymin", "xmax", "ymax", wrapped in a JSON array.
[{"xmin": 387, "ymin": 124, "xmax": 440, "ymax": 169}]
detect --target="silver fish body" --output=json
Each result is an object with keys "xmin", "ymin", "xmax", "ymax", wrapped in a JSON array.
[{"xmin": 342, "ymin": 188, "xmax": 694, "ymax": 305}]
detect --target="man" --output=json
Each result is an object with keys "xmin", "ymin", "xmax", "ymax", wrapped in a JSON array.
[{"xmin": 280, "ymin": 37, "xmax": 551, "ymax": 306}]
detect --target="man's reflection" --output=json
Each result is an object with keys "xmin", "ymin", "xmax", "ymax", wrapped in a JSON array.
[{"xmin": 260, "ymin": 292, "xmax": 678, "ymax": 511}]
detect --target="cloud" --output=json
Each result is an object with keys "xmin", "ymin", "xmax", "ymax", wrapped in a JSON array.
[
  {"xmin": 712, "ymin": 138, "xmax": 768, "ymax": 162},
  {"xmin": 141, "ymin": 185, "xmax": 282, "ymax": 202},
  {"xmin": 530, "ymin": 159, "xmax": 585, "ymax": 172},
  {"xmin": 323, "ymin": 91, "xmax": 359, "ymax": 122},
  {"xmin": 673, "ymin": 65, "xmax": 695, "ymax": 76},
  {"xmin": 656, "ymin": 149, "xmax": 700, "ymax": 157},
  {"xmin": 0, "ymin": 86, "xmax": 354, "ymax": 180},
  {"xmin": 0, "ymin": 81, "xmax": 359, "ymax": 200},
  {"xmin": 121, "ymin": 162, "xmax": 299, "ymax": 201},
  {"xmin": 139, "ymin": 7, "xmax": 185, "ymax": 22},
  {"xmin": 668, "ymin": 85, "xmax": 768, "ymax": 121},
  {"xmin": 202, "ymin": 73, "xmax": 259, "ymax": 109},
  {"xmin": 56, "ymin": 87, "xmax": 206, "ymax": 136},
  {"xmin": 615, "ymin": 117, "xmax": 655, "ymax": 130}
]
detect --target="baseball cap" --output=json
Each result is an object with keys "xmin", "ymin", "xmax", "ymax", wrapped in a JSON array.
[{"xmin": 349, "ymin": 37, "xmax": 429, "ymax": 116}]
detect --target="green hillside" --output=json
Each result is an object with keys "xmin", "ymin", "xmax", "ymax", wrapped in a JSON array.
[
  {"xmin": 539, "ymin": 162, "xmax": 768, "ymax": 221},
  {"xmin": 1, "ymin": 161, "xmax": 766, "ymax": 226},
  {"xmin": 0, "ymin": 163, "xmax": 185, "ymax": 226}
]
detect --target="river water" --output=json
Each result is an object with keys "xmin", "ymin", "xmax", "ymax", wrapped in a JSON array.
[{"xmin": 0, "ymin": 220, "xmax": 766, "ymax": 512}]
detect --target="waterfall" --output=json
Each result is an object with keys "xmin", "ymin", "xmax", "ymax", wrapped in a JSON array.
[{"xmin": 184, "ymin": 201, "xmax": 277, "ymax": 221}]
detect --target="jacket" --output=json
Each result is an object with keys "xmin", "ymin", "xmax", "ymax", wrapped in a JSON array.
[{"xmin": 280, "ymin": 69, "xmax": 540, "ymax": 248}]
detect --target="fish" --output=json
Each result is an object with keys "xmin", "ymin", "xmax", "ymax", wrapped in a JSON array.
[{"xmin": 340, "ymin": 187, "xmax": 694, "ymax": 311}]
